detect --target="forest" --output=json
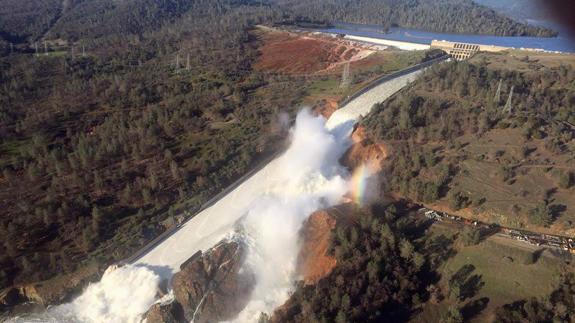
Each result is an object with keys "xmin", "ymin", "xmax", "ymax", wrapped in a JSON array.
[
  {"xmin": 0, "ymin": 0, "xmax": 305, "ymax": 290},
  {"xmin": 271, "ymin": 202, "xmax": 575, "ymax": 322},
  {"xmin": 272, "ymin": 204, "xmax": 438, "ymax": 322},
  {"xmin": 0, "ymin": 0, "xmax": 556, "ymax": 44},
  {"xmin": 363, "ymin": 57, "xmax": 575, "ymax": 231},
  {"xmin": 273, "ymin": 0, "xmax": 556, "ymax": 37},
  {"xmin": 0, "ymin": 0, "xmax": 569, "ymax": 307}
]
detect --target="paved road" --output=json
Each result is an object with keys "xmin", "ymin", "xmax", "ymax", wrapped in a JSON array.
[{"xmin": 419, "ymin": 207, "xmax": 575, "ymax": 255}]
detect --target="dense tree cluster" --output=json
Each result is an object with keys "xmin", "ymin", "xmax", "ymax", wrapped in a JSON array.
[
  {"xmin": 274, "ymin": 0, "xmax": 557, "ymax": 37},
  {"xmin": 0, "ymin": 1, "xmax": 303, "ymax": 289},
  {"xmin": 274, "ymin": 204, "xmax": 436, "ymax": 322},
  {"xmin": 0, "ymin": 0, "xmax": 557, "ymax": 45},
  {"xmin": 0, "ymin": 0, "xmax": 62, "ymax": 42},
  {"xmin": 496, "ymin": 273, "xmax": 575, "ymax": 322}
]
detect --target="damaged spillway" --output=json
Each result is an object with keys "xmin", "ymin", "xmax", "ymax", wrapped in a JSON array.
[{"xmin": 7, "ymin": 61, "xmax": 436, "ymax": 323}]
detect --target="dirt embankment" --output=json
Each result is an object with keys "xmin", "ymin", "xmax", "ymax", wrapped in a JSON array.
[
  {"xmin": 254, "ymin": 29, "xmax": 377, "ymax": 75},
  {"xmin": 313, "ymin": 98, "xmax": 339, "ymax": 119},
  {"xmin": 342, "ymin": 125, "xmax": 390, "ymax": 171},
  {"xmin": 296, "ymin": 210, "xmax": 337, "ymax": 285}
]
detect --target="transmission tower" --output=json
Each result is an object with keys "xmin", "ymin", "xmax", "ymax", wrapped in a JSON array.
[
  {"xmin": 503, "ymin": 86, "xmax": 514, "ymax": 114},
  {"xmin": 494, "ymin": 79, "xmax": 502, "ymax": 105},
  {"xmin": 340, "ymin": 62, "xmax": 351, "ymax": 89}
]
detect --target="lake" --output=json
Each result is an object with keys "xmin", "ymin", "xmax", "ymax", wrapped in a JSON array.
[{"xmin": 320, "ymin": 22, "xmax": 575, "ymax": 53}]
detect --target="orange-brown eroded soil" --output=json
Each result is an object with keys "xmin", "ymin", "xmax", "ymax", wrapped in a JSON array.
[
  {"xmin": 295, "ymin": 128, "xmax": 389, "ymax": 285},
  {"xmin": 342, "ymin": 125, "xmax": 390, "ymax": 171},
  {"xmin": 255, "ymin": 30, "xmax": 375, "ymax": 75},
  {"xmin": 313, "ymin": 98, "xmax": 339, "ymax": 119},
  {"xmin": 296, "ymin": 210, "xmax": 337, "ymax": 285}
]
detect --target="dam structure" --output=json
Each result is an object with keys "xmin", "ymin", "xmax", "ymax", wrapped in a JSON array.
[{"xmin": 430, "ymin": 40, "xmax": 509, "ymax": 60}]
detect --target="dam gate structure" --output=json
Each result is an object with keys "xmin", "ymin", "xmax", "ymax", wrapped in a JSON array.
[{"xmin": 431, "ymin": 40, "xmax": 510, "ymax": 60}]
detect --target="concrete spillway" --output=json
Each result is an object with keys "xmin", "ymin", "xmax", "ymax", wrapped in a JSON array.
[
  {"xmin": 135, "ymin": 153, "xmax": 289, "ymax": 273},
  {"xmin": 5, "ymin": 59, "xmax": 444, "ymax": 323},
  {"xmin": 135, "ymin": 61, "xmax": 435, "ymax": 273},
  {"xmin": 326, "ymin": 68, "xmax": 426, "ymax": 129}
]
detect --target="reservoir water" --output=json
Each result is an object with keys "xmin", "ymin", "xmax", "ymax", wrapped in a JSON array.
[{"xmin": 320, "ymin": 22, "xmax": 575, "ymax": 53}]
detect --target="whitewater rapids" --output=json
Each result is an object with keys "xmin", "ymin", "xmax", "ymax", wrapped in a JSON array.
[{"xmin": 7, "ymin": 66, "xmax": 427, "ymax": 323}]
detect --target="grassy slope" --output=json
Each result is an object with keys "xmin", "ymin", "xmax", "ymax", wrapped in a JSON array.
[
  {"xmin": 413, "ymin": 223, "xmax": 570, "ymax": 322},
  {"xmin": 365, "ymin": 50, "xmax": 575, "ymax": 236}
]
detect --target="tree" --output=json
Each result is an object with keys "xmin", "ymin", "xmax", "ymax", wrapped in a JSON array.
[
  {"xmin": 441, "ymin": 305, "xmax": 463, "ymax": 323},
  {"xmin": 558, "ymin": 171, "xmax": 574, "ymax": 189},
  {"xmin": 423, "ymin": 182, "xmax": 439, "ymax": 203},
  {"xmin": 142, "ymin": 188, "xmax": 151, "ymax": 204},
  {"xmin": 93, "ymin": 170, "xmax": 104, "ymax": 192},
  {"xmin": 400, "ymin": 239, "xmax": 414, "ymax": 259},
  {"xmin": 448, "ymin": 190, "xmax": 470, "ymax": 210},
  {"xmin": 528, "ymin": 203, "xmax": 553, "ymax": 226},
  {"xmin": 170, "ymin": 160, "xmax": 180, "ymax": 180},
  {"xmin": 524, "ymin": 251, "xmax": 536, "ymax": 265},
  {"xmin": 91, "ymin": 206, "xmax": 101, "ymax": 232},
  {"xmin": 460, "ymin": 226, "xmax": 481, "ymax": 246},
  {"xmin": 449, "ymin": 282, "xmax": 462, "ymax": 301}
]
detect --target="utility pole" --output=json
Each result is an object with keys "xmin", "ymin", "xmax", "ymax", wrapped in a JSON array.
[
  {"xmin": 71, "ymin": 46, "xmax": 75, "ymax": 59},
  {"xmin": 44, "ymin": 41, "xmax": 48, "ymax": 55},
  {"xmin": 186, "ymin": 53, "xmax": 190, "ymax": 71},
  {"xmin": 494, "ymin": 79, "xmax": 502, "ymax": 105},
  {"xmin": 503, "ymin": 86, "xmax": 514, "ymax": 114},
  {"xmin": 34, "ymin": 42, "xmax": 38, "ymax": 57},
  {"xmin": 175, "ymin": 54, "xmax": 180, "ymax": 73},
  {"xmin": 340, "ymin": 61, "xmax": 351, "ymax": 89},
  {"xmin": 82, "ymin": 45, "xmax": 86, "ymax": 57}
]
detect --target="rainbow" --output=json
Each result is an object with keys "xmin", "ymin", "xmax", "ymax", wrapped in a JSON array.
[{"xmin": 350, "ymin": 164, "xmax": 371, "ymax": 207}]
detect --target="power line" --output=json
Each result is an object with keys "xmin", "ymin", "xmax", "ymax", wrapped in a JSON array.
[
  {"xmin": 503, "ymin": 85, "xmax": 514, "ymax": 114},
  {"xmin": 340, "ymin": 61, "xmax": 351, "ymax": 89},
  {"xmin": 494, "ymin": 79, "xmax": 502, "ymax": 105}
]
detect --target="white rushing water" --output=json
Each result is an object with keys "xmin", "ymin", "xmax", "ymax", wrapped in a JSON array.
[{"xmin": 8, "ymin": 66, "xmax": 426, "ymax": 323}]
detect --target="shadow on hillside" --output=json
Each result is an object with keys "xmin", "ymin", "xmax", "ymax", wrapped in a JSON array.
[{"xmin": 462, "ymin": 297, "xmax": 490, "ymax": 320}]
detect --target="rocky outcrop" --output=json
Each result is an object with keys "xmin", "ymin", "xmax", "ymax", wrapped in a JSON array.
[
  {"xmin": 1, "ymin": 264, "xmax": 102, "ymax": 310},
  {"xmin": 296, "ymin": 210, "xmax": 337, "ymax": 285},
  {"xmin": 145, "ymin": 302, "xmax": 184, "ymax": 323},
  {"xmin": 342, "ymin": 125, "xmax": 389, "ymax": 171},
  {"xmin": 314, "ymin": 98, "xmax": 338, "ymax": 119},
  {"xmin": 145, "ymin": 240, "xmax": 254, "ymax": 323}
]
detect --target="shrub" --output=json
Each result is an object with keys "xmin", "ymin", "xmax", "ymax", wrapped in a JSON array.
[
  {"xmin": 528, "ymin": 203, "xmax": 553, "ymax": 226},
  {"xmin": 558, "ymin": 171, "xmax": 574, "ymax": 189},
  {"xmin": 441, "ymin": 305, "xmax": 463, "ymax": 323},
  {"xmin": 460, "ymin": 226, "xmax": 481, "ymax": 246},
  {"xmin": 448, "ymin": 190, "xmax": 471, "ymax": 210}
]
